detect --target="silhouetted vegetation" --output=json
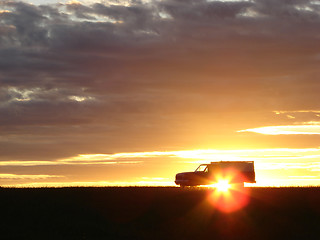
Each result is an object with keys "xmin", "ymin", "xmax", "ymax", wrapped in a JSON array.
[{"xmin": 1, "ymin": 187, "xmax": 319, "ymax": 239}]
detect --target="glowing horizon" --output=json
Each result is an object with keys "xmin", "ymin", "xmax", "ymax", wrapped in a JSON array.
[{"xmin": 2, "ymin": 147, "xmax": 320, "ymax": 187}]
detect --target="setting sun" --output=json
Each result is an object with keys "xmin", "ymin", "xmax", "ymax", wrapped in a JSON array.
[{"xmin": 215, "ymin": 180, "xmax": 231, "ymax": 192}]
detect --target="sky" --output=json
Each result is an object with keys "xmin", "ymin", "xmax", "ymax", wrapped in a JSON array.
[{"xmin": 1, "ymin": 0, "xmax": 320, "ymax": 187}]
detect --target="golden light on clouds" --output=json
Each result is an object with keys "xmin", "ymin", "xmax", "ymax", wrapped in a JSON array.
[
  {"xmin": 2, "ymin": 148, "xmax": 320, "ymax": 167},
  {"xmin": 238, "ymin": 125, "xmax": 320, "ymax": 135},
  {"xmin": 0, "ymin": 174, "xmax": 63, "ymax": 180},
  {"xmin": 2, "ymin": 148, "xmax": 320, "ymax": 187},
  {"xmin": 274, "ymin": 110, "xmax": 320, "ymax": 114}
]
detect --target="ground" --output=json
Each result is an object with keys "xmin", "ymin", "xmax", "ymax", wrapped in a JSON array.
[{"xmin": 1, "ymin": 187, "xmax": 319, "ymax": 239}]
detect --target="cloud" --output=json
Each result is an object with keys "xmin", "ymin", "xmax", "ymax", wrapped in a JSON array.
[
  {"xmin": 0, "ymin": 173, "xmax": 63, "ymax": 179},
  {"xmin": 238, "ymin": 125, "xmax": 320, "ymax": 135},
  {"xmin": 2, "ymin": 146, "xmax": 320, "ymax": 187},
  {"xmin": 0, "ymin": 159, "xmax": 142, "ymax": 166},
  {"xmin": 239, "ymin": 109, "xmax": 320, "ymax": 135},
  {"xmin": 0, "ymin": 0, "xmax": 320, "ymax": 163},
  {"xmin": 257, "ymin": 162, "xmax": 320, "ymax": 171},
  {"xmin": 2, "ymin": 148, "xmax": 320, "ymax": 167}
]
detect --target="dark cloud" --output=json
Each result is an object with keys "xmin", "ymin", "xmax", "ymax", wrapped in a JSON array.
[{"xmin": 0, "ymin": 0, "xmax": 320, "ymax": 162}]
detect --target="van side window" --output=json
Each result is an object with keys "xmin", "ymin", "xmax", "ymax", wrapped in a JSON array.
[{"xmin": 195, "ymin": 165, "xmax": 208, "ymax": 172}]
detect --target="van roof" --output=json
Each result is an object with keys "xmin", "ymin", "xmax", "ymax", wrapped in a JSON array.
[{"xmin": 210, "ymin": 161, "xmax": 254, "ymax": 164}]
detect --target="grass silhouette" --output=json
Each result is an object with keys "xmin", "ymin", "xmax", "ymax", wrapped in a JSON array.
[{"xmin": 1, "ymin": 187, "xmax": 319, "ymax": 239}]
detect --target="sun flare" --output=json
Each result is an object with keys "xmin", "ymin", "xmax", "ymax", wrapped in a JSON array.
[{"xmin": 215, "ymin": 180, "xmax": 231, "ymax": 192}]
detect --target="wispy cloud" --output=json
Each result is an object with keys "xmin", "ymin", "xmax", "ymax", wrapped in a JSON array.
[
  {"xmin": 0, "ymin": 161, "xmax": 62, "ymax": 166},
  {"xmin": 257, "ymin": 162, "xmax": 320, "ymax": 171},
  {"xmin": 0, "ymin": 159, "xmax": 142, "ymax": 166},
  {"xmin": 0, "ymin": 173, "xmax": 63, "ymax": 179},
  {"xmin": 289, "ymin": 176, "xmax": 319, "ymax": 179},
  {"xmin": 2, "ymin": 148, "xmax": 320, "ymax": 167},
  {"xmin": 274, "ymin": 110, "xmax": 320, "ymax": 115},
  {"xmin": 238, "ymin": 125, "xmax": 320, "ymax": 135}
]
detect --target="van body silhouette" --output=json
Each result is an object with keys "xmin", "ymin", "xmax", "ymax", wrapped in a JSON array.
[{"xmin": 175, "ymin": 161, "xmax": 256, "ymax": 187}]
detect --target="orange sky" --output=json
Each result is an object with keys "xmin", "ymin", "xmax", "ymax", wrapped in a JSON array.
[{"xmin": 1, "ymin": 0, "xmax": 320, "ymax": 187}]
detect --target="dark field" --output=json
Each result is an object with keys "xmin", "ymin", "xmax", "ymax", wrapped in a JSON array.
[{"xmin": 1, "ymin": 187, "xmax": 320, "ymax": 240}]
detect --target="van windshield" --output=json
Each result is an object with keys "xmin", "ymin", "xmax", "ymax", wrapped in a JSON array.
[{"xmin": 195, "ymin": 164, "xmax": 208, "ymax": 172}]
